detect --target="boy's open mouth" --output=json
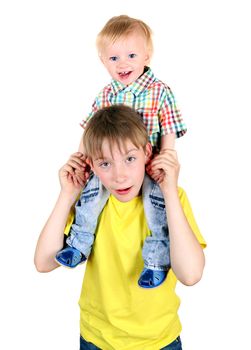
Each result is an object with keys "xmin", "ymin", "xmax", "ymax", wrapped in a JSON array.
[{"xmin": 115, "ymin": 186, "xmax": 132, "ymax": 195}]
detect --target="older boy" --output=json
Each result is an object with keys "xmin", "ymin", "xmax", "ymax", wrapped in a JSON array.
[
  {"xmin": 56, "ymin": 15, "xmax": 188, "ymax": 288},
  {"xmin": 35, "ymin": 105, "xmax": 205, "ymax": 350}
]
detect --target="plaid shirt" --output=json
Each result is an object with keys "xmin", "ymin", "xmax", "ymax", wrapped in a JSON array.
[{"xmin": 81, "ymin": 67, "xmax": 187, "ymax": 148}]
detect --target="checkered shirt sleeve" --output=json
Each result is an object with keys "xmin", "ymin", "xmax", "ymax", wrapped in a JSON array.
[{"xmin": 158, "ymin": 85, "xmax": 187, "ymax": 138}]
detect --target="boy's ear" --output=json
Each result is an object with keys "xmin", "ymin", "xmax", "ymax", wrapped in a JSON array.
[
  {"xmin": 144, "ymin": 142, "xmax": 152, "ymax": 163},
  {"xmin": 86, "ymin": 157, "xmax": 94, "ymax": 171}
]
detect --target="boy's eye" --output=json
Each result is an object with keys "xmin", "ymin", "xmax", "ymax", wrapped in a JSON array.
[
  {"xmin": 126, "ymin": 156, "xmax": 136, "ymax": 163},
  {"xmin": 128, "ymin": 53, "xmax": 137, "ymax": 59},
  {"xmin": 99, "ymin": 162, "xmax": 110, "ymax": 168},
  {"xmin": 109, "ymin": 56, "xmax": 118, "ymax": 62}
]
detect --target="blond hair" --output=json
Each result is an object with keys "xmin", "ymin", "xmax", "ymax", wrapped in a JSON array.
[
  {"xmin": 96, "ymin": 15, "xmax": 153, "ymax": 57},
  {"xmin": 83, "ymin": 105, "xmax": 148, "ymax": 160}
]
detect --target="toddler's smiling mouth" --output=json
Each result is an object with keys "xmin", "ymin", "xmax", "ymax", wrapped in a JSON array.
[{"xmin": 118, "ymin": 71, "xmax": 132, "ymax": 79}]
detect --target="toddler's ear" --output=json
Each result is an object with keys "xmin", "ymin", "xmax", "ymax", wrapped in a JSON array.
[
  {"xmin": 99, "ymin": 54, "xmax": 105, "ymax": 65},
  {"xmin": 145, "ymin": 55, "xmax": 150, "ymax": 66},
  {"xmin": 144, "ymin": 51, "xmax": 152, "ymax": 66}
]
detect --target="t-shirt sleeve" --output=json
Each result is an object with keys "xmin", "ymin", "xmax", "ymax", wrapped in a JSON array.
[
  {"xmin": 158, "ymin": 86, "xmax": 187, "ymax": 139},
  {"xmin": 64, "ymin": 206, "xmax": 75, "ymax": 236},
  {"xmin": 178, "ymin": 187, "xmax": 206, "ymax": 248}
]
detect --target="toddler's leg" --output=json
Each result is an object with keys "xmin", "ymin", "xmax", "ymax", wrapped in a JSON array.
[
  {"xmin": 55, "ymin": 174, "xmax": 109, "ymax": 268},
  {"xmin": 138, "ymin": 174, "xmax": 170, "ymax": 288}
]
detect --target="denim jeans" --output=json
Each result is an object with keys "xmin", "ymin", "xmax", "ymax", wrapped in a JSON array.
[
  {"xmin": 66, "ymin": 174, "xmax": 110, "ymax": 257},
  {"xmin": 142, "ymin": 174, "xmax": 170, "ymax": 271},
  {"xmin": 161, "ymin": 336, "xmax": 182, "ymax": 350},
  {"xmin": 80, "ymin": 335, "xmax": 182, "ymax": 350},
  {"xmin": 68, "ymin": 173, "xmax": 170, "ymax": 271}
]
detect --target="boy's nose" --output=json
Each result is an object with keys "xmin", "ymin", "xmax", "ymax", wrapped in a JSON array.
[{"xmin": 113, "ymin": 165, "xmax": 127, "ymax": 183}]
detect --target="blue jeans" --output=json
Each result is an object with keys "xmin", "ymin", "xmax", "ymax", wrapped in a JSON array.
[
  {"xmin": 67, "ymin": 173, "xmax": 170, "ymax": 271},
  {"xmin": 80, "ymin": 335, "xmax": 182, "ymax": 349},
  {"xmin": 66, "ymin": 174, "xmax": 110, "ymax": 257}
]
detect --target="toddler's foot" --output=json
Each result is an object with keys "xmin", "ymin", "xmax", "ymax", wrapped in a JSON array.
[
  {"xmin": 138, "ymin": 268, "xmax": 167, "ymax": 288},
  {"xmin": 55, "ymin": 247, "xmax": 86, "ymax": 268}
]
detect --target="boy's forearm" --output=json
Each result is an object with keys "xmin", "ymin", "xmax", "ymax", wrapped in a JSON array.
[
  {"xmin": 78, "ymin": 135, "xmax": 84, "ymax": 153},
  {"xmin": 34, "ymin": 192, "xmax": 75, "ymax": 273},
  {"xmin": 163, "ymin": 187, "xmax": 205, "ymax": 285},
  {"xmin": 161, "ymin": 133, "xmax": 176, "ymax": 150}
]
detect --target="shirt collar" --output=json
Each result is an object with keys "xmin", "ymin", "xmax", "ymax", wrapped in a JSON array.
[{"xmin": 110, "ymin": 67, "xmax": 155, "ymax": 96}]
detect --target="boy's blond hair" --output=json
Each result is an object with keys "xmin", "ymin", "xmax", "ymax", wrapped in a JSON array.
[
  {"xmin": 83, "ymin": 105, "xmax": 148, "ymax": 161},
  {"xmin": 96, "ymin": 15, "xmax": 153, "ymax": 57}
]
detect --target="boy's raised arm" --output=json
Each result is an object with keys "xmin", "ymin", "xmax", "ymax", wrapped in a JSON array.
[{"xmin": 34, "ymin": 153, "xmax": 86, "ymax": 273}]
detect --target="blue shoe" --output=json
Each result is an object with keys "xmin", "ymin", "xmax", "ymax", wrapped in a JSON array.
[
  {"xmin": 138, "ymin": 268, "xmax": 167, "ymax": 288},
  {"xmin": 55, "ymin": 247, "xmax": 86, "ymax": 268}
]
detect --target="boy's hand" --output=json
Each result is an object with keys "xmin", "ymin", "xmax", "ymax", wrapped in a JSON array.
[
  {"xmin": 146, "ymin": 153, "xmax": 165, "ymax": 183},
  {"xmin": 59, "ymin": 152, "xmax": 89, "ymax": 197},
  {"xmin": 74, "ymin": 157, "xmax": 91, "ymax": 184},
  {"xmin": 149, "ymin": 149, "xmax": 180, "ymax": 193}
]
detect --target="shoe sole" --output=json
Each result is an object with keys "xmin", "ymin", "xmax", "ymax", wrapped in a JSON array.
[{"xmin": 54, "ymin": 256, "xmax": 86, "ymax": 269}]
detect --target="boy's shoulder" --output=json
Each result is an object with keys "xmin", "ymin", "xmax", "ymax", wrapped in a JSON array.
[
  {"xmin": 178, "ymin": 186, "xmax": 185, "ymax": 197},
  {"xmin": 178, "ymin": 187, "xmax": 196, "ymax": 208}
]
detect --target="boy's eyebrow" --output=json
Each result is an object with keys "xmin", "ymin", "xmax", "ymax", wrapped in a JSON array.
[{"xmin": 94, "ymin": 148, "xmax": 139, "ymax": 161}]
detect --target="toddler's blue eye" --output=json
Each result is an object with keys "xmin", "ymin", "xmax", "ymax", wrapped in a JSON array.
[
  {"xmin": 128, "ymin": 53, "xmax": 137, "ymax": 59},
  {"xmin": 109, "ymin": 56, "xmax": 118, "ymax": 62}
]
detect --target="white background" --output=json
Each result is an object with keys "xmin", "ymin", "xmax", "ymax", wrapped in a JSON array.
[{"xmin": 1, "ymin": 0, "xmax": 250, "ymax": 349}]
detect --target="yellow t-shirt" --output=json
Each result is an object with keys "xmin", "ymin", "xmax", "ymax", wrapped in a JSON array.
[{"xmin": 66, "ymin": 188, "xmax": 206, "ymax": 350}]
